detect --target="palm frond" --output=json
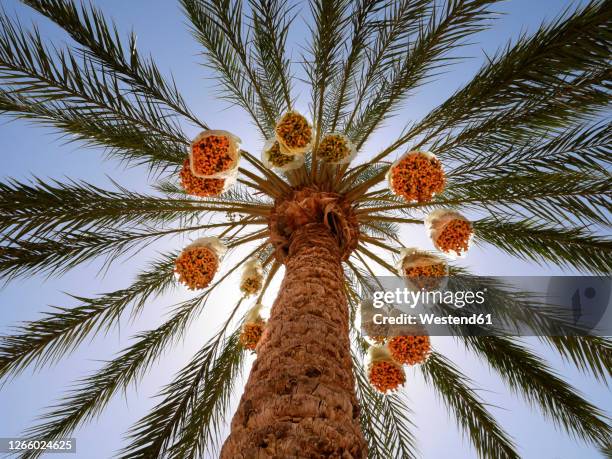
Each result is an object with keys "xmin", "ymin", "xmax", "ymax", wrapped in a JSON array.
[
  {"xmin": 0, "ymin": 11, "xmax": 188, "ymax": 171},
  {"xmin": 348, "ymin": 0, "xmax": 498, "ymax": 149},
  {"xmin": 120, "ymin": 318, "xmax": 244, "ymax": 459},
  {"xmin": 448, "ymin": 121, "xmax": 612, "ymax": 178},
  {"xmin": 463, "ymin": 336, "xmax": 611, "ymax": 446},
  {"xmin": 403, "ymin": 0, "xmax": 612, "ymax": 152},
  {"xmin": 421, "ymin": 352, "xmax": 519, "ymax": 459},
  {"xmin": 325, "ymin": 0, "xmax": 386, "ymax": 132},
  {"xmin": 473, "ymin": 218, "xmax": 612, "ymax": 274},
  {"xmin": 18, "ymin": 293, "xmax": 209, "ymax": 459},
  {"xmin": 439, "ymin": 171, "xmax": 612, "ymax": 226},
  {"xmin": 342, "ymin": 0, "xmax": 430, "ymax": 134},
  {"xmin": 447, "ymin": 273, "xmax": 612, "ymax": 382},
  {"xmin": 181, "ymin": 0, "xmax": 276, "ymax": 135},
  {"xmin": 341, "ymin": 162, "xmax": 388, "ymax": 194},
  {"xmin": 546, "ymin": 336, "xmax": 612, "ymax": 383},
  {"xmin": 248, "ymin": 0, "xmax": 295, "ymax": 114},
  {"xmin": 240, "ymin": 150, "xmax": 293, "ymax": 196},
  {"xmin": 0, "ymin": 92, "xmax": 185, "ymax": 173},
  {"xmin": 165, "ymin": 330, "xmax": 244, "ymax": 459},
  {"xmin": 345, "ymin": 260, "xmax": 383, "ymax": 298},
  {"xmin": 435, "ymin": 69, "xmax": 611, "ymax": 162},
  {"xmin": 153, "ymin": 181, "xmax": 274, "ymax": 213},
  {"xmin": 306, "ymin": 0, "xmax": 351, "ymax": 144},
  {"xmin": 356, "ymin": 244, "xmax": 398, "ymax": 275},
  {"xmin": 0, "ymin": 178, "xmax": 231, "ymax": 239},
  {"xmin": 21, "ymin": 0, "xmax": 206, "ymax": 128},
  {"xmin": 0, "ymin": 252, "xmax": 177, "ymax": 380},
  {"xmin": 0, "ymin": 222, "xmax": 245, "ymax": 280},
  {"xmin": 359, "ymin": 219, "xmax": 400, "ymax": 241}
]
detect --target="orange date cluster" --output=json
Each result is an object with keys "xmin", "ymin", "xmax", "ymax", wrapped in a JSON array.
[
  {"xmin": 180, "ymin": 159, "xmax": 225, "ymax": 197},
  {"xmin": 317, "ymin": 134, "xmax": 350, "ymax": 162},
  {"xmin": 404, "ymin": 263, "xmax": 447, "ymax": 278},
  {"xmin": 276, "ymin": 112, "xmax": 312, "ymax": 149},
  {"xmin": 369, "ymin": 335, "xmax": 388, "ymax": 345},
  {"xmin": 368, "ymin": 361, "xmax": 406, "ymax": 393},
  {"xmin": 191, "ymin": 134, "xmax": 233, "ymax": 176},
  {"xmin": 174, "ymin": 247, "xmax": 219, "ymax": 290},
  {"xmin": 388, "ymin": 335, "xmax": 431, "ymax": 366},
  {"xmin": 240, "ymin": 276, "xmax": 262, "ymax": 296},
  {"xmin": 390, "ymin": 152, "xmax": 445, "ymax": 202},
  {"xmin": 240, "ymin": 321, "xmax": 265, "ymax": 351},
  {"xmin": 267, "ymin": 141, "xmax": 293, "ymax": 167},
  {"xmin": 436, "ymin": 219, "xmax": 473, "ymax": 255},
  {"xmin": 404, "ymin": 263, "xmax": 447, "ymax": 290}
]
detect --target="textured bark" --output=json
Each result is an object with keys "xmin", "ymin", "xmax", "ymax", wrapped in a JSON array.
[{"xmin": 221, "ymin": 223, "xmax": 367, "ymax": 458}]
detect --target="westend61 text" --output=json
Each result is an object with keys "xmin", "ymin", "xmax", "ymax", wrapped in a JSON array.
[{"xmin": 371, "ymin": 313, "xmax": 494, "ymax": 326}]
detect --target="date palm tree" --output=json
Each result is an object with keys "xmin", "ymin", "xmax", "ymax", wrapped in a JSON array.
[{"xmin": 0, "ymin": 0, "xmax": 610, "ymax": 457}]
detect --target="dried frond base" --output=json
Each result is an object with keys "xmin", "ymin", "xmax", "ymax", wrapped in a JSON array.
[
  {"xmin": 388, "ymin": 335, "xmax": 431, "ymax": 365},
  {"xmin": 368, "ymin": 361, "xmax": 406, "ymax": 393},
  {"xmin": 191, "ymin": 134, "xmax": 234, "ymax": 176},
  {"xmin": 174, "ymin": 247, "xmax": 219, "ymax": 290},
  {"xmin": 390, "ymin": 152, "xmax": 445, "ymax": 202},
  {"xmin": 268, "ymin": 187, "xmax": 359, "ymax": 262},
  {"xmin": 180, "ymin": 159, "xmax": 225, "ymax": 197},
  {"xmin": 240, "ymin": 321, "xmax": 265, "ymax": 351},
  {"xmin": 436, "ymin": 219, "xmax": 473, "ymax": 255}
]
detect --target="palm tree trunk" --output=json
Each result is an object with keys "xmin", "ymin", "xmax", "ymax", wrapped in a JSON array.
[{"xmin": 221, "ymin": 222, "xmax": 367, "ymax": 458}]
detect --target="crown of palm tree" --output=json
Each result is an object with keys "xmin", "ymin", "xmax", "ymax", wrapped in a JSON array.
[{"xmin": 0, "ymin": 0, "xmax": 610, "ymax": 457}]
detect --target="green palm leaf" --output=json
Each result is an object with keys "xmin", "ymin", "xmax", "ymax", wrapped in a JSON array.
[
  {"xmin": 0, "ymin": 251, "xmax": 177, "ymax": 380},
  {"xmin": 473, "ymin": 218, "xmax": 612, "ymax": 274},
  {"xmin": 22, "ymin": 0, "xmax": 207, "ymax": 129},
  {"xmin": 462, "ymin": 336, "xmax": 611, "ymax": 446},
  {"xmin": 421, "ymin": 352, "xmax": 519, "ymax": 459}
]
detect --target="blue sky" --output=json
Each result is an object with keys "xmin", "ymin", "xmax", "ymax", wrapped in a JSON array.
[{"xmin": 0, "ymin": 0, "xmax": 610, "ymax": 458}]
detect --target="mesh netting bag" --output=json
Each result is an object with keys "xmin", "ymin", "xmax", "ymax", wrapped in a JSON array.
[
  {"xmin": 180, "ymin": 158, "xmax": 235, "ymax": 197},
  {"xmin": 189, "ymin": 130, "xmax": 241, "ymax": 179},
  {"xmin": 426, "ymin": 209, "xmax": 473, "ymax": 257},
  {"xmin": 397, "ymin": 247, "xmax": 448, "ymax": 290},
  {"xmin": 174, "ymin": 237, "xmax": 227, "ymax": 290},
  {"xmin": 240, "ymin": 258, "xmax": 264, "ymax": 297},
  {"xmin": 387, "ymin": 151, "xmax": 445, "ymax": 202},
  {"xmin": 316, "ymin": 133, "xmax": 356, "ymax": 164},
  {"xmin": 367, "ymin": 345, "xmax": 406, "ymax": 393},
  {"xmin": 261, "ymin": 138, "xmax": 305, "ymax": 171},
  {"xmin": 274, "ymin": 111, "xmax": 313, "ymax": 155},
  {"xmin": 240, "ymin": 303, "xmax": 266, "ymax": 352},
  {"xmin": 388, "ymin": 335, "xmax": 431, "ymax": 366}
]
